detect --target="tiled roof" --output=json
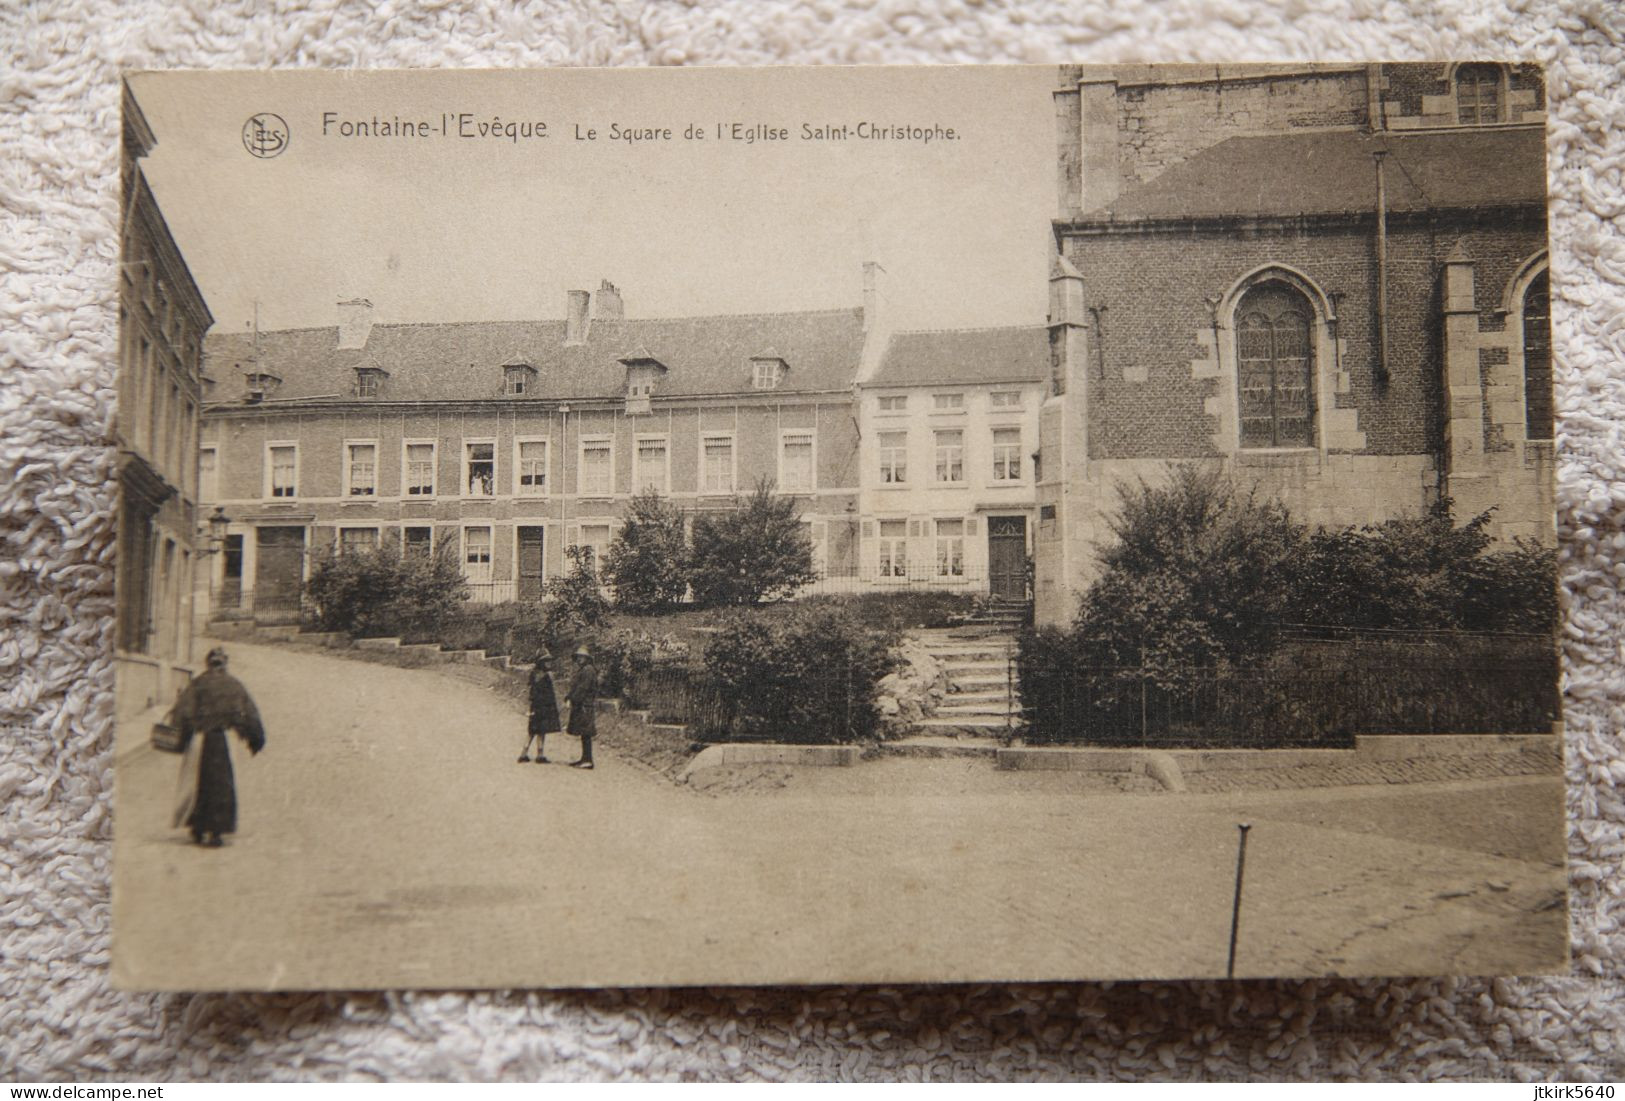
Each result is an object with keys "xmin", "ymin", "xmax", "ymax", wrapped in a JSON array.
[
  {"xmin": 1088, "ymin": 127, "xmax": 1546, "ymax": 222},
  {"xmin": 202, "ymin": 308, "xmax": 866, "ymax": 404},
  {"xmin": 868, "ymin": 326, "xmax": 1049, "ymax": 388}
]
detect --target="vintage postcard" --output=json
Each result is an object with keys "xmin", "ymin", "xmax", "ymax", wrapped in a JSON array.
[{"xmin": 113, "ymin": 64, "xmax": 1565, "ymax": 990}]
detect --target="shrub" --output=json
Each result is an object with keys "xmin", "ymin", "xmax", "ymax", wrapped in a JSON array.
[
  {"xmin": 1076, "ymin": 464, "xmax": 1303, "ymax": 681},
  {"xmin": 1017, "ymin": 469, "xmax": 1561, "ymax": 748},
  {"xmin": 689, "ymin": 479, "xmax": 818, "ymax": 606},
  {"xmin": 693, "ymin": 606, "xmax": 897, "ymax": 744},
  {"xmin": 1283, "ymin": 500, "xmax": 1558, "ymax": 634},
  {"xmin": 305, "ymin": 539, "xmax": 467, "ymax": 639},
  {"xmin": 602, "ymin": 490, "xmax": 689, "ymax": 611}
]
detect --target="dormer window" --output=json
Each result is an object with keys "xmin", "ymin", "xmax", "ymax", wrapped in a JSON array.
[
  {"xmin": 1456, "ymin": 63, "xmax": 1505, "ymax": 125},
  {"xmin": 353, "ymin": 367, "xmax": 387, "ymax": 398},
  {"xmin": 751, "ymin": 355, "xmax": 787, "ymax": 390},
  {"xmin": 618, "ymin": 348, "xmax": 666, "ymax": 415},
  {"xmin": 243, "ymin": 370, "xmax": 282, "ymax": 402},
  {"xmin": 503, "ymin": 362, "xmax": 536, "ymax": 396}
]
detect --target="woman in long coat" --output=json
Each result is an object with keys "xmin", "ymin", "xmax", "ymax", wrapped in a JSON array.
[
  {"xmin": 170, "ymin": 647, "xmax": 266, "ymax": 848},
  {"xmin": 518, "ymin": 650, "xmax": 562, "ymax": 763}
]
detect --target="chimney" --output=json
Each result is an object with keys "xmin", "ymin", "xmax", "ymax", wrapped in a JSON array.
[
  {"xmin": 594, "ymin": 280, "xmax": 624, "ymax": 321},
  {"xmin": 336, "ymin": 298, "xmax": 374, "ymax": 350},
  {"xmin": 862, "ymin": 261, "xmax": 884, "ymax": 334},
  {"xmin": 565, "ymin": 289, "xmax": 591, "ymax": 345}
]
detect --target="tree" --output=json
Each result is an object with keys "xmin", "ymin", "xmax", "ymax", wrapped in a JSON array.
[
  {"xmin": 543, "ymin": 544, "xmax": 611, "ymax": 640},
  {"xmin": 601, "ymin": 489, "xmax": 689, "ymax": 611},
  {"xmin": 688, "ymin": 478, "xmax": 818, "ymax": 606}
]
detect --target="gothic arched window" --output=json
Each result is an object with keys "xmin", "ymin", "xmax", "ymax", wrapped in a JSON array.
[
  {"xmin": 1456, "ymin": 63, "xmax": 1503, "ymax": 125},
  {"xmin": 1523, "ymin": 270, "xmax": 1553, "ymax": 441},
  {"xmin": 1236, "ymin": 282, "xmax": 1315, "ymax": 449}
]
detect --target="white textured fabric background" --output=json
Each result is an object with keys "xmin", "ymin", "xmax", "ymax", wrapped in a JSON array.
[{"xmin": 2, "ymin": 0, "xmax": 1623, "ymax": 1082}]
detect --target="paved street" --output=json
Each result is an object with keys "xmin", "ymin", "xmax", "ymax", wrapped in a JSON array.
[{"xmin": 114, "ymin": 640, "xmax": 1568, "ymax": 990}]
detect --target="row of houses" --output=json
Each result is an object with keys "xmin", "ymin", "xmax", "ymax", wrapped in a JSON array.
[
  {"xmin": 119, "ymin": 62, "xmax": 1556, "ymax": 718},
  {"xmin": 196, "ymin": 277, "xmax": 1050, "ymax": 611}
]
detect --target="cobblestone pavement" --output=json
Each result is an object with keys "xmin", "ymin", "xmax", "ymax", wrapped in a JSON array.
[{"xmin": 113, "ymin": 639, "xmax": 1568, "ymax": 991}]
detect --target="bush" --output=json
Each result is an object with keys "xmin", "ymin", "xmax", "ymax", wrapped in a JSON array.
[
  {"xmin": 689, "ymin": 479, "xmax": 818, "ymax": 606},
  {"xmin": 1075, "ymin": 464, "xmax": 1303, "ymax": 682},
  {"xmin": 602, "ymin": 490, "xmax": 689, "ymax": 611},
  {"xmin": 693, "ymin": 606, "xmax": 898, "ymax": 744},
  {"xmin": 1283, "ymin": 500, "xmax": 1558, "ymax": 634},
  {"xmin": 305, "ymin": 539, "xmax": 467, "ymax": 639},
  {"xmin": 1016, "ymin": 468, "xmax": 1562, "ymax": 747}
]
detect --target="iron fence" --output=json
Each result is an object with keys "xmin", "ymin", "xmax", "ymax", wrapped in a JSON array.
[
  {"xmin": 622, "ymin": 660, "xmax": 875, "ymax": 744},
  {"xmin": 799, "ymin": 564, "xmax": 1004, "ymax": 597},
  {"xmin": 1020, "ymin": 653, "xmax": 1560, "ymax": 748}
]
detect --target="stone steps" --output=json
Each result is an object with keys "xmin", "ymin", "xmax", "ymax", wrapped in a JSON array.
[{"xmin": 908, "ymin": 624, "xmax": 1024, "ymax": 736}]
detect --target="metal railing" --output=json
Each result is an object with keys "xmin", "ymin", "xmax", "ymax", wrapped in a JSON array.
[
  {"xmin": 209, "ymin": 588, "xmax": 303, "ymax": 623},
  {"xmin": 1020, "ymin": 655, "xmax": 1561, "ymax": 748},
  {"xmin": 623, "ymin": 660, "xmax": 876, "ymax": 745},
  {"xmin": 799, "ymin": 564, "xmax": 1003, "ymax": 596}
]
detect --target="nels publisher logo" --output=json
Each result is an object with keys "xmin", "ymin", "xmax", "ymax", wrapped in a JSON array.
[{"xmin": 242, "ymin": 113, "xmax": 289, "ymax": 159}]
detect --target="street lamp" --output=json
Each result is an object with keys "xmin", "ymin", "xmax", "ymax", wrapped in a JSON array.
[{"xmin": 205, "ymin": 505, "xmax": 231, "ymax": 552}]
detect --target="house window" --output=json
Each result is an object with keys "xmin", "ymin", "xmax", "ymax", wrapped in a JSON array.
[
  {"xmin": 1456, "ymin": 63, "xmax": 1503, "ymax": 125},
  {"xmin": 580, "ymin": 439, "xmax": 613, "ymax": 496},
  {"xmin": 345, "ymin": 442, "xmax": 377, "ymax": 497},
  {"xmin": 752, "ymin": 360, "xmax": 784, "ymax": 390},
  {"xmin": 339, "ymin": 527, "xmax": 379, "ymax": 556},
  {"xmin": 702, "ymin": 435, "xmax": 734, "ymax": 494},
  {"xmin": 464, "ymin": 441, "xmax": 495, "ymax": 496},
  {"xmin": 463, "ymin": 526, "xmax": 493, "ymax": 584},
  {"xmin": 504, "ymin": 365, "xmax": 532, "ymax": 396},
  {"xmin": 992, "ymin": 428, "xmax": 1022, "ymax": 481},
  {"xmin": 403, "ymin": 526, "xmax": 433, "ymax": 558},
  {"xmin": 990, "ymin": 391, "xmax": 1022, "ymax": 408},
  {"xmin": 1523, "ymin": 270, "xmax": 1553, "ymax": 441},
  {"xmin": 405, "ymin": 442, "xmax": 436, "ymax": 497},
  {"xmin": 935, "ymin": 519, "xmax": 965, "ymax": 577},
  {"xmin": 517, "ymin": 440, "xmax": 548, "ymax": 495},
  {"xmin": 1236, "ymin": 282, "xmax": 1314, "ymax": 449},
  {"xmin": 634, "ymin": 438, "xmax": 669, "ymax": 495},
  {"xmin": 934, "ymin": 429, "xmax": 964, "ymax": 482},
  {"xmin": 576, "ymin": 523, "xmax": 612, "ymax": 576},
  {"xmin": 878, "ymin": 395, "xmax": 907, "ymax": 412},
  {"xmin": 933, "ymin": 393, "xmax": 964, "ymax": 411},
  {"xmin": 878, "ymin": 520, "xmax": 908, "ymax": 578},
  {"xmin": 268, "ymin": 444, "xmax": 297, "ymax": 498},
  {"xmin": 199, "ymin": 446, "xmax": 218, "ymax": 503},
  {"xmin": 780, "ymin": 432, "xmax": 814, "ymax": 491},
  {"xmin": 878, "ymin": 431, "xmax": 907, "ymax": 484},
  {"xmin": 354, "ymin": 368, "xmax": 384, "ymax": 398}
]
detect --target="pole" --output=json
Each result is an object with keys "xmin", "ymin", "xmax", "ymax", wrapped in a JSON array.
[
  {"xmin": 1226, "ymin": 823, "xmax": 1253, "ymax": 979},
  {"xmin": 1006, "ymin": 638, "xmax": 1015, "ymax": 741},
  {"xmin": 1139, "ymin": 645, "xmax": 1148, "ymax": 746},
  {"xmin": 1373, "ymin": 151, "xmax": 1390, "ymax": 388}
]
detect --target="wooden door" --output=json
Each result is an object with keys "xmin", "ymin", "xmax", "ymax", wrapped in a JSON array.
[
  {"xmin": 987, "ymin": 516, "xmax": 1027, "ymax": 600},
  {"xmin": 517, "ymin": 526, "xmax": 545, "ymax": 601}
]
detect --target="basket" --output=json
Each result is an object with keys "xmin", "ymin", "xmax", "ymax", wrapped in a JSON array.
[{"xmin": 150, "ymin": 720, "xmax": 183, "ymax": 754}]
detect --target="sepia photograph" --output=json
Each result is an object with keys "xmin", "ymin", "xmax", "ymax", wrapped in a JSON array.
[{"xmin": 112, "ymin": 63, "xmax": 1565, "ymax": 991}]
